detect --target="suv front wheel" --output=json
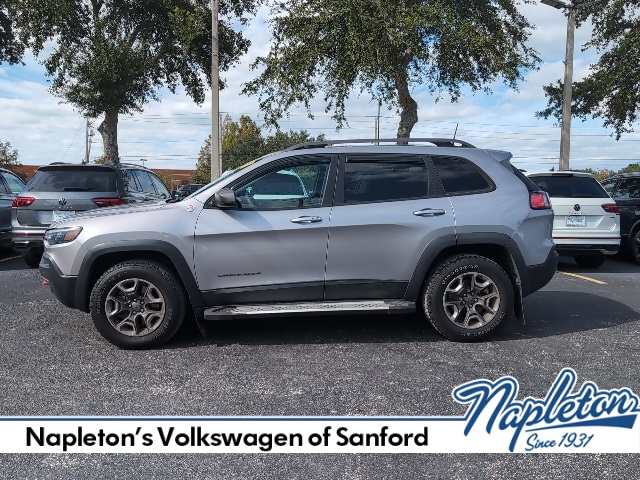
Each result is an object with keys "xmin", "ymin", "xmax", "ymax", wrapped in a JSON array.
[
  {"xmin": 423, "ymin": 255, "xmax": 513, "ymax": 342},
  {"xmin": 89, "ymin": 260, "xmax": 186, "ymax": 349}
]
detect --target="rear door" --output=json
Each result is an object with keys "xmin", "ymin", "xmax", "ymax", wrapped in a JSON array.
[{"xmin": 324, "ymin": 153, "xmax": 455, "ymax": 300}]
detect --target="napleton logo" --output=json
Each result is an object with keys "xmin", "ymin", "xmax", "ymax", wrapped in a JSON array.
[{"xmin": 452, "ymin": 368, "xmax": 640, "ymax": 452}]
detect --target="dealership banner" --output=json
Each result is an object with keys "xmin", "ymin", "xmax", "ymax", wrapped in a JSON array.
[{"xmin": 1, "ymin": 369, "xmax": 638, "ymax": 453}]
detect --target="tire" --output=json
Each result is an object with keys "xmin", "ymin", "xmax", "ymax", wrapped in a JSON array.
[
  {"xmin": 89, "ymin": 260, "xmax": 186, "ymax": 349},
  {"xmin": 631, "ymin": 230, "xmax": 640, "ymax": 266},
  {"xmin": 22, "ymin": 251, "xmax": 43, "ymax": 268},
  {"xmin": 574, "ymin": 254, "xmax": 605, "ymax": 268},
  {"xmin": 422, "ymin": 254, "xmax": 513, "ymax": 342}
]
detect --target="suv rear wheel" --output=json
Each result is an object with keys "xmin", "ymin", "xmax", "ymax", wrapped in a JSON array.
[
  {"xmin": 89, "ymin": 260, "xmax": 186, "ymax": 349},
  {"xmin": 631, "ymin": 230, "xmax": 640, "ymax": 265},
  {"xmin": 423, "ymin": 254, "xmax": 513, "ymax": 342}
]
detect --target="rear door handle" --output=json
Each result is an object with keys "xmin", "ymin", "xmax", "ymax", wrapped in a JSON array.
[
  {"xmin": 413, "ymin": 208, "xmax": 446, "ymax": 217},
  {"xmin": 290, "ymin": 216, "xmax": 323, "ymax": 224}
]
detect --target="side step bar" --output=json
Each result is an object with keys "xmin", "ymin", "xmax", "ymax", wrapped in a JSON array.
[{"xmin": 203, "ymin": 300, "xmax": 416, "ymax": 321}]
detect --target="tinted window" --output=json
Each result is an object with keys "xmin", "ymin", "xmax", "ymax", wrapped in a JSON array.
[
  {"xmin": 23, "ymin": 168, "xmax": 116, "ymax": 192},
  {"xmin": 601, "ymin": 179, "xmax": 616, "ymax": 195},
  {"xmin": 124, "ymin": 170, "xmax": 140, "ymax": 193},
  {"xmin": 133, "ymin": 170, "xmax": 155, "ymax": 194},
  {"xmin": 2, "ymin": 172, "xmax": 25, "ymax": 194},
  {"xmin": 432, "ymin": 156, "xmax": 490, "ymax": 194},
  {"xmin": 344, "ymin": 160, "xmax": 430, "ymax": 203},
  {"xmin": 235, "ymin": 162, "xmax": 329, "ymax": 210},
  {"xmin": 529, "ymin": 175, "xmax": 609, "ymax": 199},
  {"xmin": 613, "ymin": 178, "xmax": 640, "ymax": 200},
  {"xmin": 149, "ymin": 173, "xmax": 169, "ymax": 197}
]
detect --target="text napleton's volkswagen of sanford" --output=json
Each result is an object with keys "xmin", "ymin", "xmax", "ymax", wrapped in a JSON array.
[{"xmin": 39, "ymin": 138, "xmax": 557, "ymax": 349}]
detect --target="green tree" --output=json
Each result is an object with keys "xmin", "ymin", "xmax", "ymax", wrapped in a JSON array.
[
  {"xmin": 16, "ymin": 0, "xmax": 258, "ymax": 164},
  {"xmin": 0, "ymin": 140, "xmax": 21, "ymax": 170},
  {"xmin": 537, "ymin": 1, "xmax": 640, "ymax": 139},
  {"xmin": 191, "ymin": 116, "xmax": 324, "ymax": 182},
  {"xmin": 0, "ymin": 1, "xmax": 23, "ymax": 64},
  {"xmin": 242, "ymin": 0, "xmax": 539, "ymax": 137},
  {"xmin": 618, "ymin": 163, "xmax": 640, "ymax": 174}
]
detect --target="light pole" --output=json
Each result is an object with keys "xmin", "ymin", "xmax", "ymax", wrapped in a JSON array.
[
  {"xmin": 211, "ymin": 0, "xmax": 221, "ymax": 181},
  {"xmin": 541, "ymin": 0, "xmax": 601, "ymax": 171},
  {"xmin": 140, "ymin": 158, "xmax": 147, "ymax": 168}
]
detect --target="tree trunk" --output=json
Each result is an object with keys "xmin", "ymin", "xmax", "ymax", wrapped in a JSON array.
[
  {"xmin": 97, "ymin": 109, "xmax": 120, "ymax": 164},
  {"xmin": 395, "ymin": 70, "xmax": 418, "ymax": 140}
]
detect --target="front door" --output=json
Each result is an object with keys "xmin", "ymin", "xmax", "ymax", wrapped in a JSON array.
[{"xmin": 194, "ymin": 156, "xmax": 336, "ymax": 304}]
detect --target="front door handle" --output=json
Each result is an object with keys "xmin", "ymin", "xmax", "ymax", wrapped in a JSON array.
[
  {"xmin": 290, "ymin": 216, "xmax": 323, "ymax": 224},
  {"xmin": 413, "ymin": 208, "xmax": 446, "ymax": 217}
]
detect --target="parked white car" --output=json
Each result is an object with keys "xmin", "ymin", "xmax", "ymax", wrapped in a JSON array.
[{"xmin": 527, "ymin": 171, "xmax": 620, "ymax": 268}]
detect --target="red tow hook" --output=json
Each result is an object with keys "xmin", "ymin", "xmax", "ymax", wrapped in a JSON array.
[{"xmin": 42, "ymin": 279, "xmax": 49, "ymax": 287}]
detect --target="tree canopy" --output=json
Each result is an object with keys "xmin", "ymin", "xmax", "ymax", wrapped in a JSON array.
[
  {"xmin": 15, "ymin": 0, "xmax": 258, "ymax": 163},
  {"xmin": 537, "ymin": 0, "xmax": 640, "ymax": 139},
  {"xmin": 0, "ymin": 1, "xmax": 23, "ymax": 64},
  {"xmin": 191, "ymin": 115, "xmax": 324, "ymax": 183},
  {"xmin": 243, "ymin": 0, "xmax": 540, "ymax": 137},
  {"xmin": 0, "ymin": 140, "xmax": 21, "ymax": 170}
]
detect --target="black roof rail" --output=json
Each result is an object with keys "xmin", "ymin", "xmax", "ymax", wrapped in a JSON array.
[{"xmin": 285, "ymin": 138, "xmax": 476, "ymax": 151}]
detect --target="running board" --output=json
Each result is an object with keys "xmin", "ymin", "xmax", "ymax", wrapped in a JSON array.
[{"xmin": 203, "ymin": 300, "xmax": 416, "ymax": 320}]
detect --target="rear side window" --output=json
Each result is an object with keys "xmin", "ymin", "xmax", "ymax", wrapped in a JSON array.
[
  {"xmin": 613, "ymin": 178, "xmax": 640, "ymax": 200},
  {"xmin": 344, "ymin": 159, "xmax": 431, "ymax": 203},
  {"xmin": 431, "ymin": 156, "xmax": 491, "ymax": 194},
  {"xmin": 529, "ymin": 175, "xmax": 609, "ymax": 199},
  {"xmin": 23, "ymin": 168, "xmax": 116, "ymax": 192},
  {"xmin": 2, "ymin": 172, "xmax": 25, "ymax": 194},
  {"xmin": 149, "ymin": 173, "xmax": 169, "ymax": 197},
  {"xmin": 133, "ymin": 170, "xmax": 156, "ymax": 194}
]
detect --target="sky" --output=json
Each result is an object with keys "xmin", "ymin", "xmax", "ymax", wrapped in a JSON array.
[{"xmin": 1, "ymin": 2, "xmax": 639, "ymax": 173}]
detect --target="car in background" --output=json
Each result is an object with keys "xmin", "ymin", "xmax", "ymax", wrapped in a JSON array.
[
  {"xmin": 527, "ymin": 171, "xmax": 620, "ymax": 268},
  {"xmin": 601, "ymin": 172, "xmax": 640, "ymax": 264},
  {"xmin": 0, "ymin": 167, "xmax": 26, "ymax": 248},
  {"xmin": 171, "ymin": 183, "xmax": 205, "ymax": 199},
  {"xmin": 12, "ymin": 163, "xmax": 170, "ymax": 267}
]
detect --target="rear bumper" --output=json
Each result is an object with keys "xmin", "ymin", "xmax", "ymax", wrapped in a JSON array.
[
  {"xmin": 12, "ymin": 228, "xmax": 47, "ymax": 254},
  {"xmin": 39, "ymin": 252, "xmax": 79, "ymax": 310},
  {"xmin": 523, "ymin": 248, "xmax": 558, "ymax": 296},
  {"xmin": 555, "ymin": 244, "xmax": 619, "ymax": 256}
]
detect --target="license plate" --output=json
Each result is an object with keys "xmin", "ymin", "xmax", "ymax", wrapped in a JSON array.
[
  {"xmin": 566, "ymin": 215, "xmax": 586, "ymax": 227},
  {"xmin": 52, "ymin": 210, "xmax": 76, "ymax": 222}
]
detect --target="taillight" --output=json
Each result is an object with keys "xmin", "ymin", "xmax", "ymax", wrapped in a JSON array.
[
  {"xmin": 601, "ymin": 203, "xmax": 620, "ymax": 214},
  {"xmin": 11, "ymin": 196, "xmax": 35, "ymax": 208},
  {"xmin": 530, "ymin": 191, "xmax": 551, "ymax": 210},
  {"xmin": 91, "ymin": 197, "xmax": 126, "ymax": 207}
]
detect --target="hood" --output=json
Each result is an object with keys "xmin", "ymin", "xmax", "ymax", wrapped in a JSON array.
[{"xmin": 53, "ymin": 200, "xmax": 170, "ymax": 226}]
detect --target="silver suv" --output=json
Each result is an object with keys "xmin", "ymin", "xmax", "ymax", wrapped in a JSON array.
[
  {"xmin": 39, "ymin": 139, "xmax": 557, "ymax": 349},
  {"xmin": 12, "ymin": 163, "xmax": 170, "ymax": 267}
]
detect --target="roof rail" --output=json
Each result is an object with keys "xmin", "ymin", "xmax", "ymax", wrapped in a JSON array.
[{"xmin": 285, "ymin": 138, "xmax": 476, "ymax": 151}]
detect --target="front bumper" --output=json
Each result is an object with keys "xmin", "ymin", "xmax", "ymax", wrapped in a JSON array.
[{"xmin": 39, "ymin": 253, "xmax": 79, "ymax": 310}]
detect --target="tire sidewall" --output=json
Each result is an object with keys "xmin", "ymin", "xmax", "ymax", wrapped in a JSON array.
[
  {"xmin": 424, "ymin": 255, "xmax": 513, "ymax": 341},
  {"xmin": 90, "ymin": 261, "xmax": 185, "ymax": 349}
]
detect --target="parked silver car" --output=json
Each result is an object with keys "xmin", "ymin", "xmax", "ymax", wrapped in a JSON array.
[
  {"xmin": 40, "ymin": 138, "xmax": 557, "ymax": 349},
  {"xmin": 12, "ymin": 162, "xmax": 170, "ymax": 267},
  {"xmin": 0, "ymin": 167, "xmax": 26, "ymax": 249}
]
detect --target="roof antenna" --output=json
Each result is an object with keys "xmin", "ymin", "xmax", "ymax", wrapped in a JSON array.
[{"xmin": 453, "ymin": 123, "xmax": 459, "ymax": 139}]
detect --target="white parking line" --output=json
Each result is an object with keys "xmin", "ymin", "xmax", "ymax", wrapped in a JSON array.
[{"xmin": 558, "ymin": 271, "xmax": 608, "ymax": 285}]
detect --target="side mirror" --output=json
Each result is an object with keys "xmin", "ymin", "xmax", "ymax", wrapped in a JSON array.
[{"xmin": 213, "ymin": 188, "xmax": 237, "ymax": 209}]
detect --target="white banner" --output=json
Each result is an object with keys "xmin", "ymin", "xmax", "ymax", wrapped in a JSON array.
[{"xmin": 1, "ymin": 369, "xmax": 638, "ymax": 453}]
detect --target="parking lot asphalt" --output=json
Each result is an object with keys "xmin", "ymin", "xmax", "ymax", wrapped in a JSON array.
[{"xmin": 1, "ymin": 247, "xmax": 639, "ymax": 478}]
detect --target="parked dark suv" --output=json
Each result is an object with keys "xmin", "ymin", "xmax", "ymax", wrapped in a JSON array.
[
  {"xmin": 601, "ymin": 173, "xmax": 640, "ymax": 264},
  {"xmin": 40, "ymin": 138, "xmax": 557, "ymax": 349},
  {"xmin": 1, "ymin": 167, "xmax": 26, "ymax": 248},
  {"xmin": 172, "ymin": 183, "xmax": 205, "ymax": 199},
  {"xmin": 12, "ymin": 163, "xmax": 170, "ymax": 267}
]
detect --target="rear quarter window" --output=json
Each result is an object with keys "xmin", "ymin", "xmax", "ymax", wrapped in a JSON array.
[
  {"xmin": 431, "ymin": 155, "xmax": 492, "ymax": 194},
  {"xmin": 529, "ymin": 175, "xmax": 609, "ymax": 199}
]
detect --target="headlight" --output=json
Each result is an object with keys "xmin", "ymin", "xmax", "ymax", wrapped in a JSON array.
[{"xmin": 44, "ymin": 226, "xmax": 83, "ymax": 246}]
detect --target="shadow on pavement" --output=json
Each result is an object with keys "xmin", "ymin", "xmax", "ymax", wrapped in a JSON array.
[
  {"xmin": 167, "ymin": 290, "xmax": 638, "ymax": 349},
  {"xmin": 558, "ymin": 253, "xmax": 639, "ymax": 275}
]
